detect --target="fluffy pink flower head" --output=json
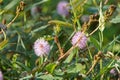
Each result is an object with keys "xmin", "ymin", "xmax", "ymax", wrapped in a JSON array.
[
  {"xmin": 33, "ymin": 38, "xmax": 50, "ymax": 57},
  {"xmin": 0, "ymin": 71, "xmax": 3, "ymax": 80},
  {"xmin": 110, "ymin": 68, "xmax": 118, "ymax": 76},
  {"xmin": 71, "ymin": 31, "xmax": 87, "ymax": 49},
  {"xmin": 57, "ymin": 1, "xmax": 70, "ymax": 17}
]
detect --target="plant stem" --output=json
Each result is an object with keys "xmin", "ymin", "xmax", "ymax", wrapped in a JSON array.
[
  {"xmin": 99, "ymin": 30, "xmax": 103, "ymax": 79},
  {"xmin": 70, "ymin": 0, "xmax": 81, "ymax": 29},
  {"xmin": 54, "ymin": 36, "xmax": 64, "ymax": 57},
  {"xmin": 99, "ymin": 31, "xmax": 103, "ymax": 50}
]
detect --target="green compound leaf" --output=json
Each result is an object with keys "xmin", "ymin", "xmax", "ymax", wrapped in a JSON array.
[
  {"xmin": 37, "ymin": 74, "xmax": 62, "ymax": 80},
  {"xmin": 66, "ymin": 63, "xmax": 86, "ymax": 74},
  {"xmin": 45, "ymin": 63, "xmax": 57, "ymax": 74}
]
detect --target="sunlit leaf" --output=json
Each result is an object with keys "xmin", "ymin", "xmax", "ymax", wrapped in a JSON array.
[
  {"xmin": 48, "ymin": 20, "xmax": 72, "ymax": 27},
  {"xmin": 66, "ymin": 63, "xmax": 86, "ymax": 74},
  {"xmin": 4, "ymin": 0, "xmax": 20, "ymax": 10},
  {"xmin": 0, "ymin": 39, "xmax": 8, "ymax": 50},
  {"xmin": 45, "ymin": 63, "xmax": 57, "ymax": 74},
  {"xmin": 37, "ymin": 74, "xmax": 62, "ymax": 80},
  {"xmin": 110, "ymin": 15, "xmax": 120, "ymax": 23}
]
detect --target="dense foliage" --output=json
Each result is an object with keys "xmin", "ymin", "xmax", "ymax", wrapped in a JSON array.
[{"xmin": 0, "ymin": 0, "xmax": 120, "ymax": 80}]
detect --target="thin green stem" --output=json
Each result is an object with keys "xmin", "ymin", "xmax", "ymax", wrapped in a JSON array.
[
  {"xmin": 99, "ymin": 30, "xmax": 103, "ymax": 79},
  {"xmin": 100, "ymin": 59, "xmax": 103, "ymax": 80},
  {"xmin": 92, "ymin": 0, "xmax": 98, "ymax": 6},
  {"xmin": 87, "ymin": 44, "xmax": 93, "ymax": 60},
  {"xmin": 99, "ymin": 31, "xmax": 103, "ymax": 50},
  {"xmin": 70, "ymin": 0, "xmax": 81, "ymax": 29}
]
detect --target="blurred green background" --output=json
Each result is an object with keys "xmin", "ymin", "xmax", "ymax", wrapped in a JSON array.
[{"xmin": 0, "ymin": 0, "xmax": 120, "ymax": 79}]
